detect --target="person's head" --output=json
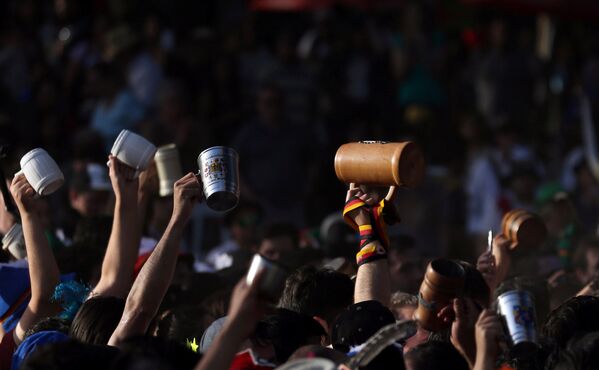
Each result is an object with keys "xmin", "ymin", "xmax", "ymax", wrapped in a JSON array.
[
  {"xmin": 154, "ymin": 305, "xmax": 213, "ymax": 347},
  {"xmin": 573, "ymin": 237, "xmax": 599, "ymax": 285},
  {"xmin": 256, "ymin": 84, "xmax": 282, "ymax": 127},
  {"xmin": 25, "ymin": 317, "xmax": 70, "ymax": 339},
  {"xmin": 387, "ymin": 235, "xmax": 423, "ymax": 295},
  {"xmin": 11, "ymin": 331, "xmax": 69, "ymax": 369},
  {"xmin": 68, "ymin": 162, "xmax": 112, "ymax": 217},
  {"xmin": 549, "ymin": 332, "xmax": 599, "ymax": 370},
  {"xmin": 111, "ymin": 336, "xmax": 201, "ymax": 370},
  {"xmin": 391, "ymin": 292, "xmax": 418, "ymax": 321},
  {"xmin": 278, "ymin": 266, "xmax": 353, "ymax": 335},
  {"xmin": 20, "ymin": 339, "xmax": 121, "ymax": 370},
  {"xmin": 258, "ymin": 223, "xmax": 298, "ymax": 262},
  {"xmin": 87, "ymin": 62, "xmax": 125, "ymax": 99},
  {"xmin": 331, "ymin": 300, "xmax": 404, "ymax": 370},
  {"xmin": 542, "ymin": 296, "xmax": 599, "ymax": 349},
  {"xmin": 252, "ymin": 309, "xmax": 326, "ymax": 364},
  {"xmin": 224, "ymin": 202, "xmax": 262, "ymax": 250},
  {"xmin": 404, "ymin": 341, "xmax": 469, "ymax": 370},
  {"xmin": 69, "ymin": 296, "xmax": 125, "ymax": 345}
]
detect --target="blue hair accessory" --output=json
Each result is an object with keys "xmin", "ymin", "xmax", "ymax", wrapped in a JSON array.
[{"xmin": 51, "ymin": 280, "xmax": 91, "ymax": 320}]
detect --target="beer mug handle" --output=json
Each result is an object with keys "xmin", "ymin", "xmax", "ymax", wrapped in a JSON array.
[{"xmin": 385, "ymin": 186, "xmax": 397, "ymax": 202}]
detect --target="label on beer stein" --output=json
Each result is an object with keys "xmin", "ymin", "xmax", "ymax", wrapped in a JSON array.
[{"xmin": 203, "ymin": 157, "xmax": 228, "ymax": 184}]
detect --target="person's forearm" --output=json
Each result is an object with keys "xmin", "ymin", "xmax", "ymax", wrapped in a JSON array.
[
  {"xmin": 21, "ymin": 212, "xmax": 60, "ymax": 307},
  {"xmin": 354, "ymin": 256, "xmax": 391, "ymax": 306},
  {"xmin": 16, "ymin": 212, "xmax": 61, "ymax": 344},
  {"xmin": 108, "ymin": 215, "xmax": 184, "ymax": 346},
  {"xmin": 195, "ymin": 320, "xmax": 245, "ymax": 370},
  {"xmin": 473, "ymin": 355, "xmax": 494, "ymax": 370},
  {"xmin": 94, "ymin": 198, "xmax": 140, "ymax": 298}
]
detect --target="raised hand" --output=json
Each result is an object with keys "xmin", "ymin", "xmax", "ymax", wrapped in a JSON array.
[
  {"xmin": 450, "ymin": 297, "xmax": 480, "ymax": 367},
  {"xmin": 227, "ymin": 271, "xmax": 267, "ymax": 339},
  {"xmin": 172, "ymin": 173, "xmax": 203, "ymax": 223},
  {"xmin": 108, "ymin": 155, "xmax": 139, "ymax": 204},
  {"xmin": 0, "ymin": 181, "xmax": 16, "ymax": 234},
  {"xmin": 477, "ymin": 250, "xmax": 497, "ymax": 293},
  {"xmin": 138, "ymin": 160, "xmax": 159, "ymax": 198},
  {"xmin": 10, "ymin": 173, "xmax": 38, "ymax": 215},
  {"xmin": 491, "ymin": 234, "xmax": 511, "ymax": 290},
  {"xmin": 473, "ymin": 310, "xmax": 503, "ymax": 370}
]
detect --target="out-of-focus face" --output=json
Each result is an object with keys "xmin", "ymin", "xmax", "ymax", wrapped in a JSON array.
[
  {"xmin": 577, "ymin": 246, "xmax": 599, "ymax": 284},
  {"xmin": 393, "ymin": 305, "xmax": 417, "ymax": 322},
  {"xmin": 230, "ymin": 209, "xmax": 260, "ymax": 249},
  {"xmin": 258, "ymin": 236, "xmax": 294, "ymax": 261},
  {"xmin": 388, "ymin": 250, "xmax": 423, "ymax": 295},
  {"xmin": 257, "ymin": 88, "xmax": 281, "ymax": 126},
  {"xmin": 70, "ymin": 190, "xmax": 111, "ymax": 217}
]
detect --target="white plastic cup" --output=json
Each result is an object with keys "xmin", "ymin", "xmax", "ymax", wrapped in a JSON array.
[
  {"xmin": 197, "ymin": 146, "xmax": 239, "ymax": 212},
  {"xmin": 2, "ymin": 223, "xmax": 26, "ymax": 259},
  {"xmin": 155, "ymin": 144, "xmax": 183, "ymax": 197},
  {"xmin": 18, "ymin": 148, "xmax": 64, "ymax": 196},
  {"xmin": 110, "ymin": 130, "xmax": 157, "ymax": 178},
  {"xmin": 246, "ymin": 254, "xmax": 288, "ymax": 301},
  {"xmin": 497, "ymin": 290, "xmax": 538, "ymax": 357}
]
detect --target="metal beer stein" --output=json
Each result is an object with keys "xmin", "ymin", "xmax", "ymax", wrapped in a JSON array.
[{"xmin": 197, "ymin": 146, "xmax": 240, "ymax": 212}]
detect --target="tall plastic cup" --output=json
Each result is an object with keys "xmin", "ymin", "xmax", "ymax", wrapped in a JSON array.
[{"xmin": 497, "ymin": 290, "xmax": 538, "ymax": 357}]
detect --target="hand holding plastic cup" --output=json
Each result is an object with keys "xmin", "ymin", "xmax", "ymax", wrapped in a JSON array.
[
  {"xmin": 497, "ymin": 290, "xmax": 538, "ymax": 358},
  {"xmin": 197, "ymin": 146, "xmax": 239, "ymax": 212},
  {"xmin": 110, "ymin": 130, "xmax": 157, "ymax": 179},
  {"xmin": 16, "ymin": 148, "xmax": 64, "ymax": 196}
]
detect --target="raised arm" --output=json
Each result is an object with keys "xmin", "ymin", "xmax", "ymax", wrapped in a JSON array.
[
  {"xmin": 195, "ymin": 272, "xmax": 266, "ymax": 370},
  {"xmin": 92, "ymin": 156, "xmax": 141, "ymax": 298},
  {"xmin": 10, "ymin": 174, "xmax": 60, "ymax": 345},
  {"xmin": 344, "ymin": 186, "xmax": 391, "ymax": 306},
  {"xmin": 108, "ymin": 173, "xmax": 202, "ymax": 347}
]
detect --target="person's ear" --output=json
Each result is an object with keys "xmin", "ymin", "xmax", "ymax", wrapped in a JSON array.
[{"xmin": 312, "ymin": 316, "xmax": 329, "ymax": 334}]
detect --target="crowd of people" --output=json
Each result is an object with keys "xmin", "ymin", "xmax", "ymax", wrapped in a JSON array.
[{"xmin": 2, "ymin": 0, "xmax": 599, "ymax": 369}]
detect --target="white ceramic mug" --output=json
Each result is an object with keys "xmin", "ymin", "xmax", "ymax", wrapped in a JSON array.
[
  {"xmin": 155, "ymin": 144, "xmax": 183, "ymax": 197},
  {"xmin": 110, "ymin": 130, "xmax": 157, "ymax": 178},
  {"xmin": 18, "ymin": 148, "xmax": 64, "ymax": 196},
  {"xmin": 2, "ymin": 223, "xmax": 26, "ymax": 260}
]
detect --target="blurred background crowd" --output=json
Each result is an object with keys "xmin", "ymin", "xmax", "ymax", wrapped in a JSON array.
[{"xmin": 2, "ymin": 0, "xmax": 599, "ymax": 305}]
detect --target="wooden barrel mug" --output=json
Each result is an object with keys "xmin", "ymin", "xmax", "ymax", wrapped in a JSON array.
[
  {"xmin": 501, "ymin": 209, "xmax": 547, "ymax": 250},
  {"xmin": 334, "ymin": 141, "xmax": 425, "ymax": 189},
  {"xmin": 415, "ymin": 259, "xmax": 465, "ymax": 332}
]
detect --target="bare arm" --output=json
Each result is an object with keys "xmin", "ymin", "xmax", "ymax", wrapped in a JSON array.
[
  {"xmin": 195, "ymin": 273, "xmax": 266, "ymax": 370},
  {"xmin": 11, "ymin": 174, "xmax": 60, "ymax": 345},
  {"xmin": 354, "ymin": 256, "xmax": 391, "ymax": 305},
  {"xmin": 108, "ymin": 173, "xmax": 202, "ymax": 347},
  {"xmin": 92, "ymin": 157, "xmax": 141, "ymax": 298}
]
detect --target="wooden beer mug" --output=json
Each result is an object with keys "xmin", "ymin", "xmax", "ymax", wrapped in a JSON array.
[
  {"xmin": 335, "ymin": 141, "xmax": 425, "ymax": 200},
  {"xmin": 415, "ymin": 259, "xmax": 465, "ymax": 332},
  {"xmin": 501, "ymin": 209, "xmax": 547, "ymax": 250}
]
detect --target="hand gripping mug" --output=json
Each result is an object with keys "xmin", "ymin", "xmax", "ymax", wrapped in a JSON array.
[
  {"xmin": 110, "ymin": 130, "xmax": 157, "ymax": 178},
  {"xmin": 197, "ymin": 146, "xmax": 239, "ymax": 212},
  {"xmin": 497, "ymin": 290, "xmax": 538, "ymax": 358},
  {"xmin": 17, "ymin": 148, "xmax": 64, "ymax": 196}
]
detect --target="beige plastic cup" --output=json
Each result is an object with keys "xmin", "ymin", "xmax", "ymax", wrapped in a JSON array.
[
  {"xmin": 2, "ymin": 223, "xmax": 26, "ymax": 259},
  {"xmin": 155, "ymin": 144, "xmax": 183, "ymax": 197}
]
